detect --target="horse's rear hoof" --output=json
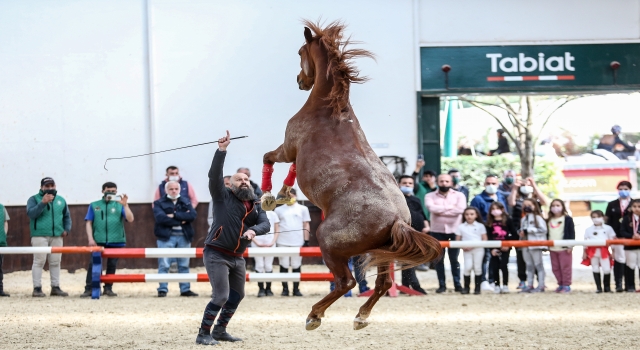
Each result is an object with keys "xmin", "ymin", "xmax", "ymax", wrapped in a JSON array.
[
  {"xmin": 353, "ymin": 317, "xmax": 369, "ymax": 330},
  {"xmin": 261, "ymin": 192, "xmax": 276, "ymax": 211},
  {"xmin": 305, "ymin": 318, "xmax": 321, "ymax": 331}
]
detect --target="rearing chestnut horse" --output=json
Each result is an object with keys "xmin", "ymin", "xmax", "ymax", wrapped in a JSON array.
[{"xmin": 261, "ymin": 20, "xmax": 441, "ymax": 331}]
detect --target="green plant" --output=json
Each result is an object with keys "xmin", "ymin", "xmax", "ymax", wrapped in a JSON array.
[{"xmin": 442, "ymin": 155, "xmax": 563, "ymax": 200}]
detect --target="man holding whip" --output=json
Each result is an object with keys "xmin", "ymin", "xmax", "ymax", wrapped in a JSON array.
[{"xmin": 196, "ymin": 130, "xmax": 270, "ymax": 345}]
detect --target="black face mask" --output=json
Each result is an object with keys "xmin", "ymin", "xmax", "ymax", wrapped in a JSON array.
[
  {"xmin": 523, "ymin": 206, "xmax": 533, "ymax": 213},
  {"xmin": 43, "ymin": 189, "xmax": 57, "ymax": 196},
  {"xmin": 439, "ymin": 186, "xmax": 451, "ymax": 193}
]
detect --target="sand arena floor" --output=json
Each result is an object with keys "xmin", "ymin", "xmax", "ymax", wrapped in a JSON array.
[{"xmin": 0, "ymin": 261, "xmax": 638, "ymax": 349}]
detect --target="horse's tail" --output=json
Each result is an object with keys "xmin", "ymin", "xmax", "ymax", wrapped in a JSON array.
[{"xmin": 363, "ymin": 220, "xmax": 442, "ymax": 272}]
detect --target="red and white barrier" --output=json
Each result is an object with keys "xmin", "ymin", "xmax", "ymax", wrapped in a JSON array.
[
  {"xmin": 100, "ymin": 247, "xmax": 323, "ymax": 258},
  {"xmin": 100, "ymin": 272, "xmax": 334, "ymax": 283},
  {"xmin": 0, "ymin": 246, "xmax": 102, "ymax": 254},
  {"xmin": 442, "ymin": 239, "xmax": 640, "ymax": 249}
]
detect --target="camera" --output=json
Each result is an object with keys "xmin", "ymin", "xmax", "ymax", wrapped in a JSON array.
[{"xmin": 106, "ymin": 194, "xmax": 122, "ymax": 202}]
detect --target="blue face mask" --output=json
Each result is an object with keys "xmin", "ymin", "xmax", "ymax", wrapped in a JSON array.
[
  {"xmin": 400, "ymin": 186, "xmax": 413, "ymax": 195},
  {"xmin": 619, "ymin": 190, "xmax": 631, "ymax": 198}
]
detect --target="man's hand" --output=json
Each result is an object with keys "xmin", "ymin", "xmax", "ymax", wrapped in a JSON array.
[
  {"xmin": 414, "ymin": 159, "xmax": 425, "ymax": 172},
  {"xmin": 42, "ymin": 194, "xmax": 55, "ymax": 204},
  {"xmin": 526, "ymin": 177, "xmax": 537, "ymax": 187},
  {"xmin": 269, "ymin": 240, "xmax": 276, "ymax": 247},
  {"xmin": 62, "ymin": 231, "xmax": 68, "ymax": 238},
  {"xmin": 218, "ymin": 130, "xmax": 231, "ymax": 151},
  {"xmin": 118, "ymin": 194, "xmax": 129, "ymax": 207},
  {"xmin": 167, "ymin": 213, "xmax": 174, "ymax": 218},
  {"xmin": 633, "ymin": 233, "xmax": 640, "ymax": 240},
  {"xmin": 242, "ymin": 229, "xmax": 256, "ymax": 240},
  {"xmin": 88, "ymin": 238, "xmax": 97, "ymax": 247},
  {"xmin": 491, "ymin": 249, "xmax": 500, "ymax": 256}
]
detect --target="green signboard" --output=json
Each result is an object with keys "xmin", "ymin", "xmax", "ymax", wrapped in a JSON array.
[{"xmin": 420, "ymin": 43, "xmax": 640, "ymax": 94}]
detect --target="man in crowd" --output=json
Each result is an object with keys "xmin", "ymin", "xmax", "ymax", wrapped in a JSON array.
[
  {"xmin": 237, "ymin": 167, "xmax": 263, "ymax": 199},
  {"xmin": 489, "ymin": 129, "xmax": 510, "ymax": 155},
  {"xmin": 196, "ymin": 131, "xmax": 270, "ymax": 344},
  {"xmin": 26, "ymin": 177, "xmax": 71, "ymax": 297},
  {"xmin": 411, "ymin": 159, "xmax": 437, "ymax": 220},
  {"xmin": 275, "ymin": 188, "xmax": 310, "ymax": 297},
  {"xmin": 0, "ymin": 201, "xmax": 10, "ymax": 297},
  {"xmin": 448, "ymin": 169, "xmax": 469, "ymax": 204},
  {"xmin": 80, "ymin": 182, "xmax": 134, "ymax": 298},
  {"xmin": 208, "ymin": 175, "xmax": 232, "ymax": 231},
  {"xmin": 425, "ymin": 174, "xmax": 466, "ymax": 293},
  {"xmin": 498, "ymin": 170, "xmax": 517, "ymax": 200},
  {"xmin": 153, "ymin": 181, "xmax": 198, "ymax": 298},
  {"xmin": 398, "ymin": 175, "xmax": 430, "ymax": 294},
  {"xmin": 470, "ymin": 174, "xmax": 509, "ymax": 290},
  {"xmin": 508, "ymin": 177, "xmax": 548, "ymax": 290},
  {"xmin": 154, "ymin": 165, "xmax": 199, "ymax": 272},
  {"xmin": 605, "ymin": 180, "xmax": 634, "ymax": 292}
]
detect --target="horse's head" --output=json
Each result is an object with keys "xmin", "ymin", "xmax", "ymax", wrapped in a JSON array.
[{"xmin": 297, "ymin": 27, "xmax": 316, "ymax": 91}]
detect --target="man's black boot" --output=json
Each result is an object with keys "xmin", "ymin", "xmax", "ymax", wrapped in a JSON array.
[
  {"xmin": 265, "ymin": 281, "xmax": 274, "ymax": 296},
  {"xmin": 474, "ymin": 275, "xmax": 482, "ymax": 295},
  {"xmin": 461, "ymin": 275, "xmax": 471, "ymax": 295},
  {"xmin": 257, "ymin": 282, "xmax": 266, "ymax": 297},
  {"xmin": 0, "ymin": 289, "xmax": 10, "ymax": 297},
  {"xmin": 614, "ymin": 261, "xmax": 624, "ymax": 292},
  {"xmin": 593, "ymin": 272, "xmax": 602, "ymax": 293},
  {"xmin": 195, "ymin": 328, "xmax": 219, "ymax": 345},
  {"xmin": 212, "ymin": 325, "xmax": 242, "ymax": 342},
  {"xmin": 603, "ymin": 274, "xmax": 612, "ymax": 293},
  {"xmin": 292, "ymin": 268, "xmax": 303, "ymax": 296},
  {"xmin": 626, "ymin": 266, "xmax": 636, "ymax": 292},
  {"xmin": 280, "ymin": 266, "xmax": 289, "ymax": 296}
]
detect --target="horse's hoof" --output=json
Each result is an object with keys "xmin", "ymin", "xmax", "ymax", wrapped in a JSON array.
[
  {"xmin": 353, "ymin": 317, "xmax": 369, "ymax": 330},
  {"xmin": 261, "ymin": 192, "xmax": 276, "ymax": 211},
  {"xmin": 305, "ymin": 318, "xmax": 321, "ymax": 331}
]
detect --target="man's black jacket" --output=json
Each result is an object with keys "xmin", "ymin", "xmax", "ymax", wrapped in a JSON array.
[{"xmin": 205, "ymin": 150, "xmax": 270, "ymax": 255}]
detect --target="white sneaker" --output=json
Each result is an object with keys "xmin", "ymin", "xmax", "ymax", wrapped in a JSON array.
[
  {"xmin": 480, "ymin": 281, "xmax": 493, "ymax": 291},
  {"xmin": 501, "ymin": 285, "xmax": 510, "ymax": 294},
  {"xmin": 493, "ymin": 285, "xmax": 501, "ymax": 294}
]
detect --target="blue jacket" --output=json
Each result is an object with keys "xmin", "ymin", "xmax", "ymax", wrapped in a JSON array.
[
  {"xmin": 153, "ymin": 196, "xmax": 197, "ymax": 242},
  {"xmin": 470, "ymin": 191, "xmax": 509, "ymax": 221}
]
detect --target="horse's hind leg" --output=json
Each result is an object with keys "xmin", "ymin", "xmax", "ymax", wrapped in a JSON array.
[
  {"xmin": 354, "ymin": 265, "xmax": 392, "ymax": 330},
  {"xmin": 306, "ymin": 256, "xmax": 355, "ymax": 331}
]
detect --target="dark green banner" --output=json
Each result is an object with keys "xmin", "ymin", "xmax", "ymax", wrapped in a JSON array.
[{"xmin": 420, "ymin": 43, "xmax": 640, "ymax": 94}]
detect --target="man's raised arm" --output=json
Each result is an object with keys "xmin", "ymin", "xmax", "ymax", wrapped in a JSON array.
[{"xmin": 208, "ymin": 130, "xmax": 231, "ymax": 201}]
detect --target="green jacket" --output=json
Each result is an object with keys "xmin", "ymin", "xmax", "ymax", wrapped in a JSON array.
[
  {"xmin": 89, "ymin": 198, "xmax": 126, "ymax": 244},
  {"xmin": 414, "ymin": 181, "xmax": 437, "ymax": 221},
  {"xmin": 0, "ymin": 203, "xmax": 7, "ymax": 247},
  {"xmin": 27, "ymin": 191, "xmax": 71, "ymax": 237}
]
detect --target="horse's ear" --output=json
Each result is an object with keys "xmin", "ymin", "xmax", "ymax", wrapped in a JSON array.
[{"xmin": 304, "ymin": 27, "xmax": 313, "ymax": 43}]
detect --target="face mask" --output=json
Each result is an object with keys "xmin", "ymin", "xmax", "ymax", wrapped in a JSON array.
[
  {"xmin": 168, "ymin": 176, "xmax": 180, "ymax": 182},
  {"xmin": 485, "ymin": 185, "xmax": 498, "ymax": 194},
  {"xmin": 167, "ymin": 194, "xmax": 181, "ymax": 200},
  {"xmin": 551, "ymin": 206, "xmax": 563, "ymax": 215},
  {"xmin": 619, "ymin": 190, "xmax": 631, "ymax": 198},
  {"xmin": 505, "ymin": 177, "xmax": 515, "ymax": 185},
  {"xmin": 491, "ymin": 209, "xmax": 503, "ymax": 217},
  {"xmin": 592, "ymin": 217, "xmax": 604, "ymax": 225},
  {"xmin": 399, "ymin": 186, "xmax": 413, "ymax": 195},
  {"xmin": 523, "ymin": 206, "xmax": 533, "ymax": 213},
  {"xmin": 439, "ymin": 186, "xmax": 451, "ymax": 193},
  {"xmin": 520, "ymin": 186, "xmax": 533, "ymax": 195},
  {"xmin": 42, "ymin": 189, "xmax": 57, "ymax": 196},
  {"xmin": 452, "ymin": 177, "xmax": 460, "ymax": 185}
]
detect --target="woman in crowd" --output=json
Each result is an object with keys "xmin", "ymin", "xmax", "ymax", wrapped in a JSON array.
[
  {"xmin": 547, "ymin": 199, "xmax": 575, "ymax": 293},
  {"xmin": 605, "ymin": 181, "xmax": 634, "ymax": 292},
  {"xmin": 455, "ymin": 207, "xmax": 487, "ymax": 295},
  {"xmin": 620, "ymin": 199, "xmax": 640, "ymax": 292},
  {"xmin": 486, "ymin": 202, "xmax": 518, "ymax": 294},
  {"xmin": 519, "ymin": 199, "xmax": 548, "ymax": 293},
  {"xmin": 583, "ymin": 210, "xmax": 616, "ymax": 293}
]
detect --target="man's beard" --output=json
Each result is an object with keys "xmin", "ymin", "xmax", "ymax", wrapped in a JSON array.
[{"xmin": 231, "ymin": 183, "xmax": 255, "ymax": 201}]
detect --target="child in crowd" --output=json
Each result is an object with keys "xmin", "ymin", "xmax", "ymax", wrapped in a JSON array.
[
  {"xmin": 583, "ymin": 210, "xmax": 616, "ymax": 293},
  {"xmin": 547, "ymin": 199, "xmax": 575, "ymax": 293},
  {"xmin": 519, "ymin": 199, "xmax": 548, "ymax": 293},
  {"xmin": 486, "ymin": 202, "xmax": 518, "ymax": 294},
  {"xmin": 620, "ymin": 199, "xmax": 640, "ymax": 292},
  {"xmin": 455, "ymin": 207, "xmax": 487, "ymax": 295},
  {"xmin": 251, "ymin": 210, "xmax": 280, "ymax": 297}
]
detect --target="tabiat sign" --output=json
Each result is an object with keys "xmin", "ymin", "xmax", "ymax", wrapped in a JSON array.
[{"xmin": 420, "ymin": 43, "xmax": 640, "ymax": 93}]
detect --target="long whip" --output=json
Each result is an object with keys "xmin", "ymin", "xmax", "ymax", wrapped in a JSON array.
[{"xmin": 103, "ymin": 136, "xmax": 248, "ymax": 170}]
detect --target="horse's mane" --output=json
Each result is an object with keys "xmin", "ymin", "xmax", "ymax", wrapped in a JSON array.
[{"xmin": 302, "ymin": 19, "xmax": 376, "ymax": 121}]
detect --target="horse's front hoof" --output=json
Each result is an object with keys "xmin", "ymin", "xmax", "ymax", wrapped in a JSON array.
[
  {"xmin": 305, "ymin": 318, "xmax": 321, "ymax": 331},
  {"xmin": 353, "ymin": 317, "xmax": 369, "ymax": 330},
  {"xmin": 261, "ymin": 192, "xmax": 276, "ymax": 211}
]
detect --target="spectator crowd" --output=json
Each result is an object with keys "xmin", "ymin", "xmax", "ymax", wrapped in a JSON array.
[{"xmin": 0, "ymin": 160, "xmax": 639, "ymax": 299}]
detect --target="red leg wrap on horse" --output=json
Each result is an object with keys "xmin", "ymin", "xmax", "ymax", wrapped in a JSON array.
[
  {"xmin": 283, "ymin": 164, "xmax": 297, "ymax": 187},
  {"xmin": 261, "ymin": 164, "xmax": 274, "ymax": 192}
]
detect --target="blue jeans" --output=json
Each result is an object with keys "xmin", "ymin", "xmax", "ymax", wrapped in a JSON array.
[
  {"xmin": 432, "ymin": 232, "xmax": 461, "ymax": 288},
  {"xmin": 157, "ymin": 236, "xmax": 191, "ymax": 293},
  {"xmin": 481, "ymin": 249, "xmax": 494, "ymax": 283}
]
